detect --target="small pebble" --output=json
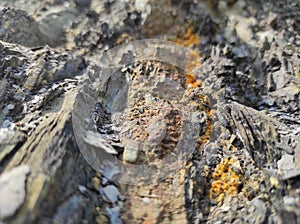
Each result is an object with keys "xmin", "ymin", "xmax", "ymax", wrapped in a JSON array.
[
  {"xmin": 7, "ymin": 104, "xmax": 15, "ymax": 110},
  {"xmin": 142, "ymin": 197, "xmax": 151, "ymax": 204}
]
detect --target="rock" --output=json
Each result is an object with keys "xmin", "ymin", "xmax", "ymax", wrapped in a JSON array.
[
  {"xmin": 278, "ymin": 154, "xmax": 295, "ymax": 172},
  {"xmin": 223, "ymin": 27, "xmax": 237, "ymax": 44},
  {"xmin": 271, "ymin": 68, "xmax": 290, "ymax": 90},
  {"xmin": 106, "ymin": 206, "xmax": 122, "ymax": 224},
  {"xmin": 220, "ymin": 198, "xmax": 231, "ymax": 212},
  {"xmin": 101, "ymin": 161, "xmax": 120, "ymax": 183},
  {"xmin": 38, "ymin": 8, "xmax": 77, "ymax": 47},
  {"xmin": 84, "ymin": 131, "xmax": 118, "ymax": 154},
  {"xmin": 123, "ymin": 145, "xmax": 139, "ymax": 163},
  {"xmin": 23, "ymin": 47, "xmax": 85, "ymax": 91},
  {"xmin": 6, "ymin": 104, "xmax": 15, "ymax": 110},
  {"xmin": 275, "ymin": 135, "xmax": 294, "ymax": 154},
  {"xmin": 101, "ymin": 185, "xmax": 121, "ymax": 204},
  {"xmin": 74, "ymin": 0, "xmax": 91, "ymax": 9},
  {"xmin": 0, "ymin": 8, "xmax": 50, "ymax": 47},
  {"xmin": 53, "ymin": 195, "xmax": 87, "ymax": 224},
  {"xmin": 246, "ymin": 198, "xmax": 267, "ymax": 224},
  {"xmin": 277, "ymin": 153, "xmax": 300, "ymax": 179},
  {"xmin": 0, "ymin": 123, "xmax": 15, "ymax": 143},
  {"xmin": 235, "ymin": 20, "xmax": 254, "ymax": 44},
  {"xmin": 282, "ymin": 170, "xmax": 300, "ymax": 180},
  {"xmin": 263, "ymin": 97, "xmax": 275, "ymax": 106},
  {"xmin": 147, "ymin": 119, "xmax": 167, "ymax": 147},
  {"xmin": 279, "ymin": 209, "xmax": 298, "ymax": 224},
  {"xmin": 232, "ymin": 44, "xmax": 250, "ymax": 59},
  {"xmin": 283, "ymin": 196, "xmax": 296, "ymax": 206},
  {"xmin": 0, "ymin": 0, "xmax": 299, "ymax": 223},
  {"xmin": 0, "ymin": 165, "xmax": 30, "ymax": 219}
]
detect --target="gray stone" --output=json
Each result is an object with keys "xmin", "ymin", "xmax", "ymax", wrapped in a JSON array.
[
  {"xmin": 38, "ymin": 9, "xmax": 77, "ymax": 47},
  {"xmin": 53, "ymin": 195, "xmax": 85, "ymax": 224},
  {"xmin": 278, "ymin": 154, "xmax": 295, "ymax": 171},
  {"xmin": 283, "ymin": 196, "xmax": 296, "ymax": 206},
  {"xmin": 74, "ymin": 0, "xmax": 91, "ymax": 8},
  {"xmin": 2, "ymin": 106, "xmax": 9, "ymax": 115},
  {"xmin": 235, "ymin": 20, "xmax": 253, "ymax": 44},
  {"xmin": 282, "ymin": 169, "xmax": 300, "ymax": 180},
  {"xmin": 106, "ymin": 206, "xmax": 122, "ymax": 224},
  {"xmin": 0, "ymin": 123, "xmax": 15, "ymax": 143},
  {"xmin": 84, "ymin": 131, "xmax": 118, "ymax": 154},
  {"xmin": 0, "ymin": 9, "xmax": 50, "ymax": 47},
  {"xmin": 276, "ymin": 136, "xmax": 294, "ymax": 154},
  {"xmin": 147, "ymin": 119, "xmax": 167, "ymax": 147},
  {"xmin": 101, "ymin": 161, "xmax": 120, "ymax": 181},
  {"xmin": 224, "ymin": 27, "xmax": 237, "ymax": 43},
  {"xmin": 248, "ymin": 198, "xmax": 267, "ymax": 224},
  {"xmin": 0, "ymin": 0, "xmax": 299, "ymax": 223},
  {"xmin": 6, "ymin": 104, "xmax": 15, "ymax": 110},
  {"xmin": 101, "ymin": 185, "xmax": 121, "ymax": 204},
  {"xmin": 264, "ymin": 97, "xmax": 275, "ymax": 106}
]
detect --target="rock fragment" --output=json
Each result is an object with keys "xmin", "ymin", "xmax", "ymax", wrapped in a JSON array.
[
  {"xmin": 246, "ymin": 198, "xmax": 267, "ymax": 224},
  {"xmin": 101, "ymin": 185, "xmax": 121, "ymax": 204},
  {"xmin": 123, "ymin": 145, "xmax": 139, "ymax": 163},
  {"xmin": 0, "ymin": 165, "xmax": 30, "ymax": 219}
]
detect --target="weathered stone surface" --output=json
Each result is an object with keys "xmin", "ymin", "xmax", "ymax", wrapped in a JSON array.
[
  {"xmin": 0, "ymin": 9, "xmax": 50, "ymax": 47},
  {"xmin": 0, "ymin": 0, "xmax": 299, "ymax": 223}
]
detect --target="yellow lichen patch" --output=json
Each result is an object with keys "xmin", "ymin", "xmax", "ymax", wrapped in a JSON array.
[
  {"xmin": 199, "ymin": 118, "xmax": 212, "ymax": 146},
  {"xmin": 172, "ymin": 27, "xmax": 202, "ymax": 89},
  {"xmin": 209, "ymin": 158, "xmax": 242, "ymax": 204},
  {"xmin": 196, "ymin": 94, "xmax": 210, "ymax": 113},
  {"xmin": 220, "ymin": 139, "xmax": 239, "ymax": 151},
  {"xmin": 175, "ymin": 28, "xmax": 200, "ymax": 47},
  {"xmin": 229, "ymin": 144, "xmax": 238, "ymax": 151}
]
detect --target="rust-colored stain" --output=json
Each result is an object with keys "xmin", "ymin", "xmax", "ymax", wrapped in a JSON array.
[
  {"xmin": 185, "ymin": 73, "xmax": 202, "ymax": 88},
  {"xmin": 175, "ymin": 28, "xmax": 200, "ymax": 47},
  {"xmin": 185, "ymin": 50, "xmax": 202, "ymax": 72}
]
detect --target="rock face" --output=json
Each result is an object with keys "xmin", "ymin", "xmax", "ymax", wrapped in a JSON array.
[
  {"xmin": 0, "ymin": 0, "xmax": 299, "ymax": 223},
  {"xmin": 0, "ymin": 9, "xmax": 50, "ymax": 47}
]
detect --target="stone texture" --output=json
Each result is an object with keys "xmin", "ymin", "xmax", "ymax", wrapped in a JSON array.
[{"xmin": 0, "ymin": 0, "xmax": 299, "ymax": 223}]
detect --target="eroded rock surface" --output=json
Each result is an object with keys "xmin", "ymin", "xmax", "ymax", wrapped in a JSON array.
[{"xmin": 0, "ymin": 0, "xmax": 299, "ymax": 223}]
